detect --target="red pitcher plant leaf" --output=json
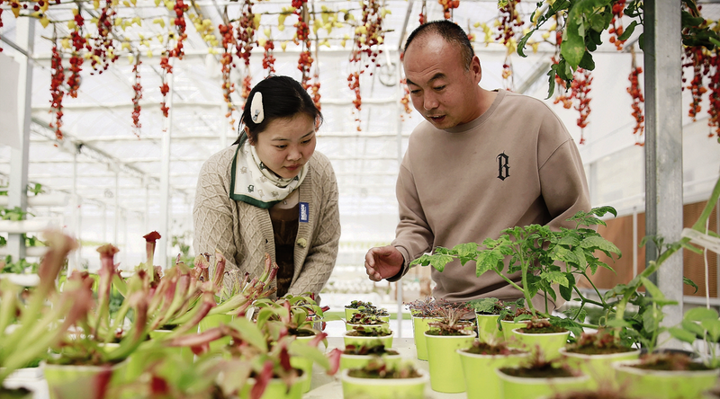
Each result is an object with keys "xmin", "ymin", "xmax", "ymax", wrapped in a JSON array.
[
  {"xmin": 250, "ymin": 360, "xmax": 274, "ymax": 399},
  {"xmin": 326, "ymin": 348, "xmax": 342, "ymax": 376}
]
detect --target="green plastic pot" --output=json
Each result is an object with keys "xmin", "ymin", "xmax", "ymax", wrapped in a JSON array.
[
  {"xmin": 496, "ymin": 368, "xmax": 590, "ymax": 399},
  {"xmin": 411, "ymin": 316, "xmax": 440, "ymax": 361},
  {"xmin": 424, "ymin": 330, "xmax": 476, "ymax": 393},
  {"xmin": 42, "ymin": 359, "xmax": 128, "ymax": 399},
  {"xmin": 559, "ymin": 347, "xmax": 641, "ymax": 390},
  {"xmin": 342, "ymin": 330, "xmax": 393, "ymax": 349},
  {"xmin": 613, "ymin": 359, "xmax": 720, "ymax": 399},
  {"xmin": 345, "ymin": 307, "xmax": 361, "ymax": 320},
  {"xmin": 239, "ymin": 370, "xmax": 308, "ymax": 399},
  {"xmin": 511, "ymin": 328, "xmax": 569, "ymax": 361},
  {"xmin": 499, "ymin": 319, "xmax": 529, "ymax": 346},
  {"xmin": 289, "ymin": 334, "xmax": 321, "ymax": 393},
  {"xmin": 0, "ymin": 388, "xmax": 33, "ymax": 399},
  {"xmin": 340, "ymin": 351, "xmax": 402, "ymax": 371},
  {"xmin": 346, "ymin": 322, "xmax": 390, "ymax": 332},
  {"xmin": 475, "ymin": 313, "xmax": 502, "ymax": 343},
  {"xmin": 340, "ymin": 367, "xmax": 429, "ymax": 399},
  {"xmin": 457, "ymin": 347, "xmax": 530, "ymax": 399},
  {"xmin": 198, "ymin": 313, "xmax": 233, "ymax": 351}
]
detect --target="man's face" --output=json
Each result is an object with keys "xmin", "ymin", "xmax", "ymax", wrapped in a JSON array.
[{"xmin": 403, "ymin": 35, "xmax": 482, "ymax": 129}]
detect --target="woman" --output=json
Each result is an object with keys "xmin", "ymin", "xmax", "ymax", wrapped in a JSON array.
[{"xmin": 193, "ymin": 76, "xmax": 340, "ymax": 300}]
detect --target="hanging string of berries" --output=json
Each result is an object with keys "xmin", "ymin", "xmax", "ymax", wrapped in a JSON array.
[
  {"xmin": 218, "ymin": 21, "xmax": 237, "ymax": 126},
  {"xmin": 418, "ymin": 0, "xmax": 426, "ymax": 25},
  {"xmin": 159, "ymin": 55, "xmax": 172, "ymax": 118},
  {"xmin": 438, "ymin": 0, "xmax": 459, "ymax": 20},
  {"xmin": 169, "ymin": 0, "xmax": 189, "ymax": 59},
  {"xmin": 131, "ymin": 54, "xmax": 142, "ymax": 134},
  {"xmin": 49, "ymin": 36, "xmax": 65, "ymax": 141},
  {"xmin": 293, "ymin": 1, "xmax": 313, "ymax": 90},
  {"xmin": 262, "ymin": 39, "xmax": 276, "ymax": 75},
  {"xmin": 627, "ymin": 65, "xmax": 644, "ymax": 144},
  {"xmin": 682, "ymin": 46, "xmax": 707, "ymax": 121},
  {"xmin": 570, "ymin": 68, "xmax": 593, "ymax": 144},
  {"xmin": 608, "ymin": 0, "xmax": 628, "ymax": 51},
  {"xmin": 400, "ymin": 78, "xmax": 412, "ymax": 121},
  {"xmin": 66, "ymin": 6, "xmax": 86, "ymax": 98},
  {"xmin": 496, "ymin": 0, "xmax": 523, "ymax": 89},
  {"xmin": 89, "ymin": 3, "xmax": 118, "ymax": 74},
  {"xmin": 236, "ymin": 0, "xmax": 257, "ymax": 107},
  {"xmin": 0, "ymin": 1, "xmax": 4, "ymax": 52},
  {"xmin": 706, "ymin": 51, "xmax": 720, "ymax": 140},
  {"xmin": 347, "ymin": 0, "xmax": 386, "ymax": 130}
]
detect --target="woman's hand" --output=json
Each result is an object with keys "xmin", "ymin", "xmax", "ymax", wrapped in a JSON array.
[{"xmin": 364, "ymin": 246, "xmax": 403, "ymax": 281}]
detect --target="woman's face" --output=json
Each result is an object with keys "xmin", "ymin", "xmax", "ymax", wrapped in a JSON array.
[{"xmin": 249, "ymin": 113, "xmax": 317, "ymax": 179}]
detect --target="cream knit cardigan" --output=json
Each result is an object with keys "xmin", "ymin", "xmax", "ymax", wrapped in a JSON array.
[{"xmin": 193, "ymin": 145, "xmax": 341, "ymax": 299}]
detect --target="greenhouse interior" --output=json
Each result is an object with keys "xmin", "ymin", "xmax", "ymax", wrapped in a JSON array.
[{"xmin": 1, "ymin": 0, "xmax": 720, "ymax": 398}]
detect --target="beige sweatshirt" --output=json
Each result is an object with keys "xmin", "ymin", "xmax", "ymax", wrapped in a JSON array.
[
  {"xmin": 390, "ymin": 89, "xmax": 591, "ymax": 309},
  {"xmin": 193, "ymin": 145, "xmax": 341, "ymax": 300}
]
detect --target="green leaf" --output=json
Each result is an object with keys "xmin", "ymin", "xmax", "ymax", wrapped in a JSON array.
[
  {"xmin": 541, "ymin": 271, "xmax": 570, "ymax": 287},
  {"xmin": 475, "ymin": 250, "xmax": 504, "ymax": 277},
  {"xmin": 684, "ymin": 307, "xmax": 719, "ymax": 322},
  {"xmin": 701, "ymin": 319, "xmax": 720, "ymax": 343},
  {"xmin": 453, "ymin": 242, "xmax": 479, "ymax": 266},
  {"xmin": 289, "ymin": 340, "xmax": 330, "ymax": 371},
  {"xmin": 573, "ymin": 247, "xmax": 588, "ymax": 271},
  {"xmin": 684, "ymin": 277, "xmax": 699, "ymax": 294},
  {"xmin": 669, "ymin": 326, "xmax": 699, "ymax": 344},
  {"xmin": 618, "ymin": 20, "xmax": 638, "ymax": 41},
  {"xmin": 578, "ymin": 52, "xmax": 595, "ymax": 70},
  {"xmin": 562, "ymin": 7, "xmax": 588, "ymax": 68},
  {"xmin": 546, "ymin": 68, "xmax": 557, "ymax": 99},
  {"xmin": 229, "ymin": 317, "xmax": 268, "ymax": 352},
  {"xmin": 605, "ymin": 319, "xmax": 631, "ymax": 328},
  {"xmin": 681, "ymin": 319, "xmax": 706, "ymax": 338},
  {"xmin": 681, "ymin": 10, "xmax": 705, "ymax": 28},
  {"xmin": 589, "ymin": 13, "xmax": 606, "ymax": 32}
]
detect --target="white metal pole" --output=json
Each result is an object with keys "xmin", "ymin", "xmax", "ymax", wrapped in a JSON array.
[
  {"xmin": 7, "ymin": 17, "xmax": 35, "ymax": 262},
  {"xmin": 70, "ymin": 150, "xmax": 79, "ymax": 271},
  {"xmin": 102, "ymin": 203, "xmax": 107, "ymax": 242},
  {"xmin": 114, "ymin": 171, "xmax": 119, "ymax": 244},
  {"xmin": 144, "ymin": 179, "xmax": 150, "ymax": 233},
  {"xmin": 158, "ymin": 61, "xmax": 175, "ymax": 269},
  {"xmin": 395, "ymin": 49, "xmax": 404, "ymax": 338},
  {"xmin": 219, "ymin": 105, "xmax": 228, "ymax": 148}
]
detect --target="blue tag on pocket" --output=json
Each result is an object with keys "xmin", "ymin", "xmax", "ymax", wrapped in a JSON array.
[{"xmin": 299, "ymin": 202, "xmax": 309, "ymax": 223}]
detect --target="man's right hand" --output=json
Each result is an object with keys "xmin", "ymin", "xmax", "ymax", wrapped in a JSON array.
[{"xmin": 364, "ymin": 246, "xmax": 404, "ymax": 282}]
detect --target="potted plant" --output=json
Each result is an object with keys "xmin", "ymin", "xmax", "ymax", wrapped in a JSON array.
[
  {"xmin": 611, "ymin": 307, "xmax": 720, "ymax": 399},
  {"xmin": 344, "ymin": 300, "xmax": 375, "ymax": 320},
  {"xmin": 512, "ymin": 318, "xmax": 570, "ymax": 361},
  {"xmin": 559, "ymin": 328, "xmax": 641, "ymax": 391},
  {"xmin": 345, "ymin": 312, "xmax": 389, "ymax": 332},
  {"xmin": 340, "ymin": 343, "xmax": 401, "ymax": 371},
  {"xmin": 343, "ymin": 325, "xmax": 394, "ymax": 349},
  {"xmin": 457, "ymin": 338, "xmax": 530, "ymax": 399},
  {"xmin": 424, "ymin": 304, "xmax": 476, "ymax": 393},
  {"xmin": 357, "ymin": 305, "xmax": 391, "ymax": 323},
  {"xmin": 405, "ymin": 297, "xmax": 467, "ymax": 361},
  {"xmin": 0, "ymin": 231, "xmax": 91, "ymax": 399},
  {"xmin": 467, "ymin": 297, "xmax": 505, "ymax": 343},
  {"xmin": 496, "ymin": 352, "xmax": 590, "ymax": 399},
  {"xmin": 340, "ymin": 359, "xmax": 429, "ymax": 399},
  {"xmin": 498, "ymin": 299, "xmax": 537, "ymax": 343}
]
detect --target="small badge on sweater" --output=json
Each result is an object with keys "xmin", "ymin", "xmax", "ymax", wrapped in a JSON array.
[
  {"xmin": 297, "ymin": 238, "xmax": 308, "ymax": 248},
  {"xmin": 299, "ymin": 202, "xmax": 309, "ymax": 223}
]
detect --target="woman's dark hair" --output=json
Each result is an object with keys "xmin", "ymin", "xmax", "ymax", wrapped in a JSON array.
[
  {"xmin": 404, "ymin": 20, "xmax": 474, "ymax": 70},
  {"xmin": 235, "ymin": 75, "xmax": 323, "ymax": 145}
]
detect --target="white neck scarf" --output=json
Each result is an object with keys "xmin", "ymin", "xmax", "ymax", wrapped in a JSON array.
[{"xmin": 230, "ymin": 136, "xmax": 308, "ymax": 209}]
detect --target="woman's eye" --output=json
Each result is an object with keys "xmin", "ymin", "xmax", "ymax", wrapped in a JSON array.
[
  {"xmin": 434, "ymin": 85, "xmax": 446, "ymax": 91},
  {"xmin": 275, "ymin": 145, "xmax": 287, "ymax": 150},
  {"xmin": 302, "ymin": 139, "xmax": 312, "ymax": 144}
]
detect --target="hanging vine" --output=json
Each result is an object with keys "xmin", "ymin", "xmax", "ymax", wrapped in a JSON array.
[
  {"xmin": 89, "ymin": 1, "xmax": 118, "ymax": 75},
  {"xmin": 169, "ymin": 0, "xmax": 189, "ymax": 59},
  {"xmin": 66, "ymin": 6, "xmax": 86, "ymax": 98},
  {"xmin": 495, "ymin": 0, "xmax": 523, "ymax": 90},
  {"xmin": 627, "ymin": 50, "xmax": 645, "ymax": 144},
  {"xmin": 49, "ymin": 33, "xmax": 65, "ymax": 140},
  {"xmin": 293, "ymin": 0, "xmax": 313, "ymax": 91},
  {"xmin": 236, "ymin": 0, "xmax": 257, "ymax": 107},
  {"xmin": 131, "ymin": 54, "xmax": 142, "ymax": 135},
  {"xmin": 159, "ymin": 55, "xmax": 172, "ymax": 118},
  {"xmin": 438, "ymin": 0, "xmax": 460, "ymax": 20},
  {"xmin": 218, "ymin": 20, "xmax": 237, "ymax": 126}
]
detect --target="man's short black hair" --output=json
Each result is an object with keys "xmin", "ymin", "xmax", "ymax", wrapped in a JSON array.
[{"xmin": 403, "ymin": 20, "xmax": 474, "ymax": 70}]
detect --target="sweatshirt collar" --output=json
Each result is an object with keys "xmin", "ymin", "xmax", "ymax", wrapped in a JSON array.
[{"xmin": 442, "ymin": 89, "xmax": 505, "ymax": 134}]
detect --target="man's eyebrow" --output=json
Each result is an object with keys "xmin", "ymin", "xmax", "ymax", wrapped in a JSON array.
[{"xmin": 406, "ymin": 73, "xmax": 446, "ymax": 87}]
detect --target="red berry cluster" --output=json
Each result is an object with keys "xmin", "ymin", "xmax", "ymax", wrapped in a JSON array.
[
  {"xmin": 608, "ymin": 0, "xmax": 627, "ymax": 51},
  {"xmin": 626, "ymin": 66, "xmax": 645, "ymax": 144},
  {"xmin": 347, "ymin": 71, "xmax": 361, "ymax": 130},
  {"xmin": 262, "ymin": 39, "xmax": 276, "ymax": 75},
  {"xmin": 293, "ymin": 2, "xmax": 313, "ymax": 90},
  {"xmin": 236, "ymin": 1, "xmax": 255, "ymax": 67},
  {"xmin": 682, "ymin": 47, "xmax": 707, "ymax": 121},
  {"xmin": 169, "ymin": 0, "xmax": 189, "ymax": 59},
  {"xmin": 90, "ymin": 4, "xmax": 118, "ymax": 74},
  {"xmin": 159, "ymin": 56, "xmax": 172, "ymax": 118},
  {"xmin": 67, "ymin": 9, "xmax": 86, "ymax": 98},
  {"xmin": 438, "ymin": 0, "xmax": 459, "ymax": 20},
  {"xmin": 706, "ymin": 52, "xmax": 720, "ymax": 139},
  {"xmin": 219, "ymin": 23, "xmax": 237, "ymax": 126},
  {"xmin": 131, "ymin": 57, "xmax": 142, "ymax": 133},
  {"xmin": 0, "ymin": 4, "xmax": 4, "ymax": 52},
  {"xmin": 495, "ymin": 0, "xmax": 523, "ymax": 47},
  {"xmin": 570, "ymin": 68, "xmax": 593, "ymax": 143},
  {"xmin": 309, "ymin": 70, "xmax": 321, "ymax": 111},
  {"xmin": 241, "ymin": 75, "xmax": 252, "ymax": 104},
  {"xmin": 418, "ymin": 2, "xmax": 426, "ymax": 25},
  {"xmin": 49, "ymin": 42, "xmax": 65, "ymax": 140}
]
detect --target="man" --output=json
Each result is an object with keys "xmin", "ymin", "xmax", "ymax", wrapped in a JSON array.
[{"xmin": 364, "ymin": 20, "xmax": 590, "ymax": 308}]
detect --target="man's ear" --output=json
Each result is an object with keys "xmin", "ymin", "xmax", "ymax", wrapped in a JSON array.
[{"xmin": 471, "ymin": 55, "xmax": 482, "ymax": 84}]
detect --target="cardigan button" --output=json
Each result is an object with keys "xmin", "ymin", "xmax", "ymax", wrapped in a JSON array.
[{"xmin": 296, "ymin": 238, "xmax": 307, "ymax": 248}]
